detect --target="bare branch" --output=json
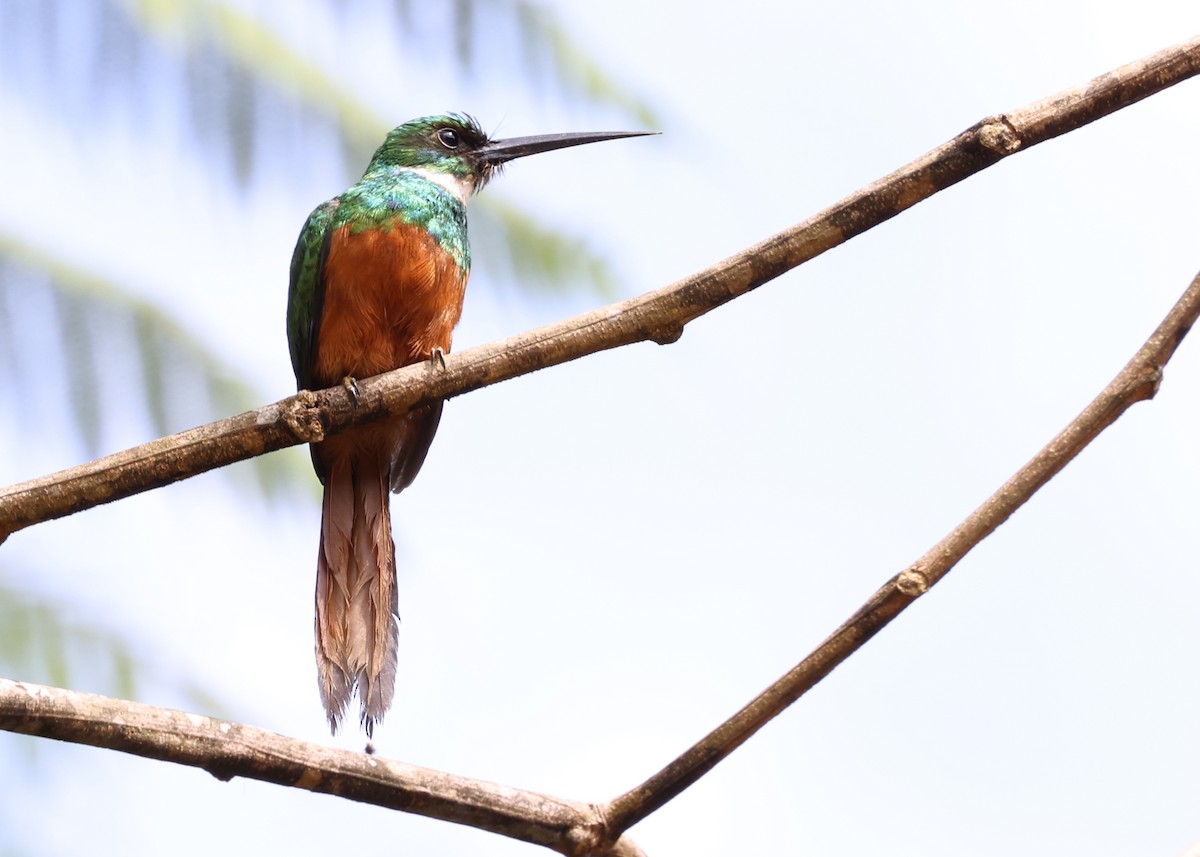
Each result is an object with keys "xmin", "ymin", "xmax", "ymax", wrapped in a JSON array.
[
  {"xmin": 0, "ymin": 678, "xmax": 644, "ymax": 857},
  {"xmin": 599, "ymin": 267, "xmax": 1200, "ymax": 837},
  {"xmin": 2, "ymin": 35, "xmax": 1198, "ymax": 542},
  {"xmin": 7, "ymin": 264, "xmax": 1197, "ymax": 852}
]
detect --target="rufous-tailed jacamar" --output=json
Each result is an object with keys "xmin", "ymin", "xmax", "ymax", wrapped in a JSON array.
[{"xmin": 287, "ymin": 114, "xmax": 652, "ymax": 735}]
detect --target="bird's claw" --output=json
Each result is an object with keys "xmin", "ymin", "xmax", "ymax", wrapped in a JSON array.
[
  {"xmin": 430, "ymin": 347, "xmax": 447, "ymax": 370},
  {"xmin": 341, "ymin": 376, "xmax": 361, "ymax": 406}
]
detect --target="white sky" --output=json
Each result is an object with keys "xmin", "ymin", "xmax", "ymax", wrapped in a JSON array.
[{"xmin": 2, "ymin": 2, "xmax": 1200, "ymax": 856}]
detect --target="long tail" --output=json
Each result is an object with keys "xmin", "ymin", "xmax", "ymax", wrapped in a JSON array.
[{"xmin": 314, "ymin": 447, "xmax": 398, "ymax": 737}]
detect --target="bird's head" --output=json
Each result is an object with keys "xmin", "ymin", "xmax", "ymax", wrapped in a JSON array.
[{"xmin": 367, "ymin": 113, "xmax": 655, "ymax": 202}]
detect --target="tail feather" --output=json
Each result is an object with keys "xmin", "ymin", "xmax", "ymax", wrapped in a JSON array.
[
  {"xmin": 311, "ymin": 408, "xmax": 442, "ymax": 735},
  {"xmin": 315, "ymin": 448, "xmax": 398, "ymax": 736}
]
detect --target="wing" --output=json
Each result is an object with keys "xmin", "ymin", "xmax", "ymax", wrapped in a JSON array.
[{"xmin": 287, "ymin": 197, "xmax": 341, "ymax": 392}]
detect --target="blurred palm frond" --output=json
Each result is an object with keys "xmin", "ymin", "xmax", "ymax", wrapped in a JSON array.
[
  {"xmin": 0, "ymin": 578, "xmax": 227, "ymax": 718},
  {"xmin": 0, "ymin": 232, "xmax": 305, "ymax": 496}
]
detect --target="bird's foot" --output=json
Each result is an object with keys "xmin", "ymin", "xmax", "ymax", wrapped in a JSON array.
[
  {"xmin": 341, "ymin": 375, "xmax": 361, "ymax": 406},
  {"xmin": 430, "ymin": 347, "xmax": 447, "ymax": 370}
]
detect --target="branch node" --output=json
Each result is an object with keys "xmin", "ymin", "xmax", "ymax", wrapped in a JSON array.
[
  {"xmin": 978, "ymin": 117, "xmax": 1021, "ymax": 155},
  {"xmin": 204, "ymin": 763, "xmax": 237, "ymax": 783},
  {"xmin": 648, "ymin": 322, "xmax": 684, "ymax": 346},
  {"xmin": 279, "ymin": 390, "xmax": 325, "ymax": 443},
  {"xmin": 895, "ymin": 567, "xmax": 930, "ymax": 597},
  {"xmin": 1144, "ymin": 366, "xmax": 1164, "ymax": 400}
]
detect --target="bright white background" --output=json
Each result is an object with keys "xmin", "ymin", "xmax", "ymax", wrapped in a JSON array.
[{"xmin": 1, "ymin": 2, "xmax": 1199, "ymax": 856}]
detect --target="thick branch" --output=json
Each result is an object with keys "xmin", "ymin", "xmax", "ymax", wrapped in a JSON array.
[
  {"xmin": 599, "ymin": 269, "xmax": 1200, "ymax": 838},
  {"xmin": 0, "ymin": 679, "xmax": 644, "ymax": 857},
  {"xmin": 2, "ymin": 35, "xmax": 1197, "ymax": 541}
]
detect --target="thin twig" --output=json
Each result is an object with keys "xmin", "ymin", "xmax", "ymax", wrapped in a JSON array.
[
  {"xmin": 599, "ymin": 268, "xmax": 1200, "ymax": 840},
  {"xmin": 0, "ymin": 679, "xmax": 644, "ymax": 857},
  {"xmin": 2, "ymin": 34, "xmax": 1197, "ymax": 542}
]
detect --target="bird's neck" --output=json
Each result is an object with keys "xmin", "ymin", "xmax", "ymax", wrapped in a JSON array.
[
  {"xmin": 342, "ymin": 169, "xmax": 472, "ymax": 272},
  {"xmin": 362, "ymin": 163, "xmax": 475, "ymax": 206},
  {"xmin": 403, "ymin": 166, "xmax": 476, "ymax": 206}
]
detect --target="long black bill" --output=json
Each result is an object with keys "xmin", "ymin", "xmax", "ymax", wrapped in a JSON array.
[{"xmin": 476, "ymin": 130, "xmax": 657, "ymax": 164}]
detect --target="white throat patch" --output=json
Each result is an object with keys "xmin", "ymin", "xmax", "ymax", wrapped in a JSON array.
[{"xmin": 406, "ymin": 166, "xmax": 475, "ymax": 205}]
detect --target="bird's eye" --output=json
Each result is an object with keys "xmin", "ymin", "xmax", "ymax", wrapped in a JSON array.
[{"xmin": 437, "ymin": 128, "xmax": 461, "ymax": 149}]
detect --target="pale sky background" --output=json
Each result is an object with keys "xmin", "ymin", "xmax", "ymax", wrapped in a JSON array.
[{"xmin": 1, "ymin": 2, "xmax": 1199, "ymax": 856}]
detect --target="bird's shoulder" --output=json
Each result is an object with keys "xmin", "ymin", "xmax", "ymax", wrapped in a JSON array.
[
  {"xmin": 338, "ymin": 169, "xmax": 467, "ymax": 232},
  {"xmin": 333, "ymin": 170, "xmax": 471, "ymax": 271}
]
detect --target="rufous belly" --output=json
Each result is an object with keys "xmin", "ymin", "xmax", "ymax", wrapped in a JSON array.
[{"xmin": 313, "ymin": 222, "xmax": 467, "ymax": 387}]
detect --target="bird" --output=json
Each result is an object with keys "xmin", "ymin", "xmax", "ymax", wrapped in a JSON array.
[{"xmin": 286, "ymin": 113, "xmax": 653, "ymax": 735}]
